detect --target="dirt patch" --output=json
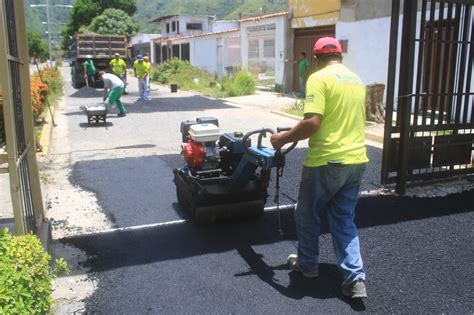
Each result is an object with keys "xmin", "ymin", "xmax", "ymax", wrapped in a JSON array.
[{"xmin": 71, "ymin": 86, "xmax": 103, "ymax": 98}]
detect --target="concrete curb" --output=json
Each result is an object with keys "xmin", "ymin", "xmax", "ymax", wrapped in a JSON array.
[
  {"xmin": 38, "ymin": 94, "xmax": 62, "ymax": 156},
  {"xmin": 271, "ymin": 110, "xmax": 384, "ymax": 144}
]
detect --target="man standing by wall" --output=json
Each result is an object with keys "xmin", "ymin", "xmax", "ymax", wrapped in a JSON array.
[
  {"xmin": 271, "ymin": 37, "xmax": 368, "ymax": 298},
  {"xmin": 83, "ymin": 55, "xmax": 96, "ymax": 87},
  {"xmin": 109, "ymin": 53, "xmax": 128, "ymax": 94},
  {"xmin": 99, "ymin": 71, "xmax": 127, "ymax": 117},
  {"xmin": 133, "ymin": 54, "xmax": 151, "ymax": 101},
  {"xmin": 286, "ymin": 51, "xmax": 309, "ymax": 97}
]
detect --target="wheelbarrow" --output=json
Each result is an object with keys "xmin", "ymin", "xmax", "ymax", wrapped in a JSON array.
[{"xmin": 80, "ymin": 104, "xmax": 108, "ymax": 125}]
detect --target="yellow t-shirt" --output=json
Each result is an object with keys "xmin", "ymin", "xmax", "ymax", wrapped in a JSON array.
[
  {"xmin": 109, "ymin": 58, "xmax": 126, "ymax": 75},
  {"xmin": 133, "ymin": 60, "xmax": 150, "ymax": 78},
  {"xmin": 303, "ymin": 63, "xmax": 368, "ymax": 167}
]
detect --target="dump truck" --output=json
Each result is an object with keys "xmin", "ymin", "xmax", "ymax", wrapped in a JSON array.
[{"xmin": 70, "ymin": 33, "xmax": 127, "ymax": 88}]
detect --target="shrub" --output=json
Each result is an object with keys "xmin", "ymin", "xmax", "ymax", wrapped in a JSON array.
[
  {"xmin": 34, "ymin": 67, "xmax": 62, "ymax": 95},
  {"xmin": 30, "ymin": 66, "xmax": 62, "ymax": 121},
  {"xmin": 30, "ymin": 77, "xmax": 48, "ymax": 121},
  {"xmin": 233, "ymin": 71, "xmax": 256, "ymax": 96},
  {"xmin": 151, "ymin": 60, "xmax": 256, "ymax": 98},
  {"xmin": 0, "ymin": 228, "xmax": 69, "ymax": 314}
]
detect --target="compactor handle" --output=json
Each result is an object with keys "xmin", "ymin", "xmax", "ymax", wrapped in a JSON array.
[
  {"xmin": 242, "ymin": 128, "xmax": 275, "ymax": 160},
  {"xmin": 241, "ymin": 127, "xmax": 298, "ymax": 159}
]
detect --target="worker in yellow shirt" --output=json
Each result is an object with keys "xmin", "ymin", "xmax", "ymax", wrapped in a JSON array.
[
  {"xmin": 109, "ymin": 53, "xmax": 128, "ymax": 94},
  {"xmin": 271, "ymin": 37, "xmax": 368, "ymax": 299},
  {"xmin": 133, "ymin": 54, "xmax": 151, "ymax": 101}
]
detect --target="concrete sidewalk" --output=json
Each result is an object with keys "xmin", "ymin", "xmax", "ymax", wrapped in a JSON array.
[{"xmin": 221, "ymin": 91, "xmax": 385, "ymax": 145}]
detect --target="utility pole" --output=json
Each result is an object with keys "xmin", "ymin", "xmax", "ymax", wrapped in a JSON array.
[
  {"xmin": 46, "ymin": 0, "xmax": 52, "ymax": 67},
  {"xmin": 30, "ymin": 1, "xmax": 72, "ymax": 67}
]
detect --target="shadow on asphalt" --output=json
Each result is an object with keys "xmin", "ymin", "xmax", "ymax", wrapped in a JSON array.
[
  {"xmin": 235, "ymin": 244, "xmax": 366, "ymax": 311},
  {"xmin": 60, "ymin": 189, "xmax": 474, "ymax": 263},
  {"xmin": 125, "ymin": 95, "xmax": 238, "ymax": 113},
  {"xmin": 78, "ymin": 122, "xmax": 114, "ymax": 129}
]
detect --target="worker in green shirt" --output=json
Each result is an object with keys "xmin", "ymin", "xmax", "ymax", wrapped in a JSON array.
[
  {"xmin": 109, "ymin": 53, "xmax": 128, "ymax": 94},
  {"xmin": 83, "ymin": 55, "xmax": 96, "ymax": 87},
  {"xmin": 286, "ymin": 51, "xmax": 309, "ymax": 97}
]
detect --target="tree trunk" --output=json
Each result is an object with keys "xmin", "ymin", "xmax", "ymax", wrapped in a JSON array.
[{"xmin": 365, "ymin": 83, "xmax": 385, "ymax": 123}]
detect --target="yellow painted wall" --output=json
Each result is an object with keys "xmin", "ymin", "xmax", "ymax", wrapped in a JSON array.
[{"xmin": 289, "ymin": 0, "xmax": 341, "ymax": 28}]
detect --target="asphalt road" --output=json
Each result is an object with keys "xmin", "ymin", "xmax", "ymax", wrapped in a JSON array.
[{"xmin": 53, "ymin": 67, "xmax": 473, "ymax": 313}]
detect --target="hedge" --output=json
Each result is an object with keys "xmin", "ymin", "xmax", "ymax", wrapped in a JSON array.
[{"xmin": 0, "ymin": 228, "xmax": 69, "ymax": 314}]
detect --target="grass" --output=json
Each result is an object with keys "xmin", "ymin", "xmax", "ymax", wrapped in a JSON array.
[
  {"xmin": 151, "ymin": 59, "xmax": 256, "ymax": 98},
  {"xmin": 283, "ymin": 99, "xmax": 304, "ymax": 118}
]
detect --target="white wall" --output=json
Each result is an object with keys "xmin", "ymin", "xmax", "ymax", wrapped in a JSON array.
[
  {"xmin": 161, "ymin": 16, "xmax": 211, "ymax": 38},
  {"xmin": 211, "ymin": 21, "xmax": 239, "ymax": 32},
  {"xmin": 240, "ymin": 16, "xmax": 288, "ymax": 85},
  {"xmin": 275, "ymin": 17, "xmax": 288, "ymax": 86},
  {"xmin": 191, "ymin": 36, "xmax": 217, "ymax": 75},
  {"xmin": 337, "ymin": 16, "xmax": 391, "ymax": 93}
]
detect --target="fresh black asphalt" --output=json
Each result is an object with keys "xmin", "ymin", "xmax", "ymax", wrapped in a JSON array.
[
  {"xmin": 62, "ymin": 190, "xmax": 474, "ymax": 313},
  {"xmin": 57, "ymin": 70, "xmax": 474, "ymax": 313}
]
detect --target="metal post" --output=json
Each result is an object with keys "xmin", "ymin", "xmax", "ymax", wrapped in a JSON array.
[
  {"xmin": 1, "ymin": 0, "xmax": 27, "ymax": 234},
  {"xmin": 381, "ymin": 0, "xmax": 400, "ymax": 185},
  {"xmin": 396, "ymin": 0, "xmax": 418, "ymax": 195},
  {"xmin": 16, "ymin": 0, "xmax": 45, "ymax": 228}
]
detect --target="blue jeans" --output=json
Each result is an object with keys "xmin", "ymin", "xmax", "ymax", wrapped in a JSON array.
[
  {"xmin": 138, "ymin": 77, "xmax": 150, "ymax": 100},
  {"xmin": 295, "ymin": 164, "xmax": 366, "ymax": 285},
  {"xmin": 299, "ymin": 76, "xmax": 306, "ymax": 97}
]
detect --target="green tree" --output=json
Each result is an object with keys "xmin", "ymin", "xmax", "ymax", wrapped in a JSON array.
[
  {"xmin": 97, "ymin": 0, "xmax": 137, "ymax": 16},
  {"xmin": 62, "ymin": 0, "xmax": 101, "ymax": 50},
  {"xmin": 83, "ymin": 8, "xmax": 138, "ymax": 37},
  {"xmin": 62, "ymin": 0, "xmax": 136, "ymax": 50},
  {"xmin": 27, "ymin": 31, "xmax": 49, "ymax": 61}
]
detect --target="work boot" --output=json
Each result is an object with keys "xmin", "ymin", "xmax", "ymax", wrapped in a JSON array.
[
  {"xmin": 287, "ymin": 254, "xmax": 319, "ymax": 278},
  {"xmin": 341, "ymin": 279, "xmax": 367, "ymax": 298},
  {"xmin": 117, "ymin": 112, "xmax": 126, "ymax": 117}
]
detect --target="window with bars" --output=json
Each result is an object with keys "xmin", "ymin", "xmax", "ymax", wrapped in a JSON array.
[
  {"xmin": 263, "ymin": 39, "xmax": 275, "ymax": 57},
  {"xmin": 248, "ymin": 39, "xmax": 259, "ymax": 58}
]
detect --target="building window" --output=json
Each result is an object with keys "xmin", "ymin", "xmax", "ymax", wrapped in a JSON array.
[
  {"xmin": 166, "ymin": 23, "xmax": 170, "ymax": 33},
  {"xmin": 177, "ymin": 21, "xmax": 180, "ymax": 34},
  {"xmin": 248, "ymin": 39, "xmax": 259, "ymax": 58},
  {"xmin": 187, "ymin": 23, "xmax": 203, "ymax": 30},
  {"xmin": 172, "ymin": 44, "xmax": 180, "ymax": 58},
  {"xmin": 172, "ymin": 21, "xmax": 176, "ymax": 32},
  {"xmin": 263, "ymin": 39, "xmax": 275, "ymax": 57},
  {"xmin": 247, "ymin": 23, "xmax": 276, "ymax": 33},
  {"xmin": 181, "ymin": 43, "xmax": 190, "ymax": 61}
]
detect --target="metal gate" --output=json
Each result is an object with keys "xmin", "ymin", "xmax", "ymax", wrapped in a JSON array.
[
  {"xmin": 382, "ymin": 0, "xmax": 474, "ymax": 194},
  {"xmin": 293, "ymin": 26, "xmax": 335, "ymax": 92},
  {"xmin": 0, "ymin": 0, "xmax": 44, "ymax": 234}
]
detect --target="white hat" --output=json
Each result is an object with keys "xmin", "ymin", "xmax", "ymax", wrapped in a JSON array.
[{"xmin": 86, "ymin": 54, "xmax": 92, "ymax": 59}]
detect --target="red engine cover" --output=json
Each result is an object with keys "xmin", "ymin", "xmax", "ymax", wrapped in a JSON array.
[{"xmin": 183, "ymin": 140, "xmax": 206, "ymax": 169}]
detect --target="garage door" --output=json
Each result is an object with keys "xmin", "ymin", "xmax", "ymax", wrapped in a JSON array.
[{"xmin": 293, "ymin": 26, "xmax": 335, "ymax": 92}]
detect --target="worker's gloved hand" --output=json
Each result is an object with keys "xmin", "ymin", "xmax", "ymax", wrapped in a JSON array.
[{"xmin": 270, "ymin": 133, "xmax": 285, "ymax": 150}]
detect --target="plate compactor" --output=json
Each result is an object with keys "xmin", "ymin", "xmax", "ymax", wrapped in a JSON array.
[{"xmin": 173, "ymin": 117, "xmax": 297, "ymax": 223}]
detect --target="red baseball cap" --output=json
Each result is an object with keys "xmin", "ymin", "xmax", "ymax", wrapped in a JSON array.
[{"xmin": 314, "ymin": 37, "xmax": 342, "ymax": 55}]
